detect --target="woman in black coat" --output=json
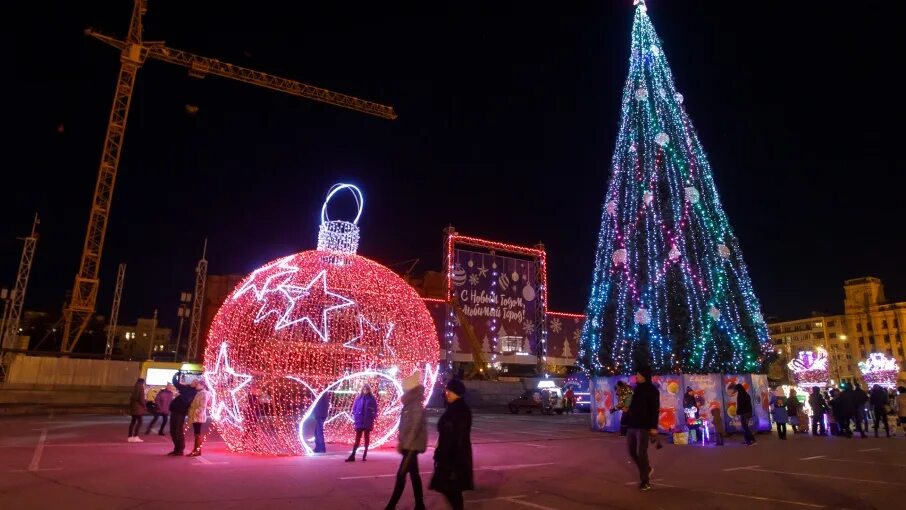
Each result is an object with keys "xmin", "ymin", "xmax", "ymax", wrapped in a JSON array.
[{"xmin": 430, "ymin": 379, "xmax": 473, "ymax": 510}]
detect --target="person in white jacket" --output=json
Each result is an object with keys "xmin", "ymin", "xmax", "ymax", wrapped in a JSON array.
[{"xmin": 188, "ymin": 379, "xmax": 211, "ymax": 457}]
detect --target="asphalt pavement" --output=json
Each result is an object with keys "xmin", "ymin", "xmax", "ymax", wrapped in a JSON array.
[{"xmin": 1, "ymin": 410, "xmax": 904, "ymax": 509}]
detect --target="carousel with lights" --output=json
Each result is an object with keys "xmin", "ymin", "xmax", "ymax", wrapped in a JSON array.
[{"xmin": 203, "ymin": 183, "xmax": 441, "ymax": 455}]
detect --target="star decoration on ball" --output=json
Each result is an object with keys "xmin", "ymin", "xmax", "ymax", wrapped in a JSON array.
[
  {"xmin": 276, "ymin": 270, "xmax": 355, "ymax": 340},
  {"xmin": 205, "ymin": 343, "xmax": 253, "ymax": 424}
]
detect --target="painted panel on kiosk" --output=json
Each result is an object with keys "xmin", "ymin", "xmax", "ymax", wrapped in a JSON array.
[
  {"xmin": 651, "ymin": 374, "xmax": 683, "ymax": 433},
  {"xmin": 749, "ymin": 373, "xmax": 772, "ymax": 432},
  {"xmin": 590, "ymin": 377, "xmax": 615, "ymax": 431}
]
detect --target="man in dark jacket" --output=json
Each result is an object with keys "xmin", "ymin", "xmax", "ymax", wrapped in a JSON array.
[
  {"xmin": 808, "ymin": 387, "xmax": 827, "ymax": 436},
  {"xmin": 869, "ymin": 384, "xmax": 890, "ymax": 437},
  {"xmin": 168, "ymin": 371, "xmax": 198, "ymax": 456},
  {"xmin": 312, "ymin": 393, "xmax": 329, "ymax": 453},
  {"xmin": 735, "ymin": 383, "xmax": 756, "ymax": 446},
  {"xmin": 852, "ymin": 383, "xmax": 869, "ymax": 438},
  {"xmin": 624, "ymin": 366, "xmax": 659, "ymax": 491},
  {"xmin": 430, "ymin": 379, "xmax": 473, "ymax": 510},
  {"xmin": 838, "ymin": 383, "xmax": 858, "ymax": 438}
]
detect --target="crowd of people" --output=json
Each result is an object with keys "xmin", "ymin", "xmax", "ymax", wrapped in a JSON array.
[
  {"xmin": 126, "ymin": 371, "xmax": 210, "ymax": 456},
  {"xmin": 129, "ymin": 371, "xmax": 475, "ymax": 510}
]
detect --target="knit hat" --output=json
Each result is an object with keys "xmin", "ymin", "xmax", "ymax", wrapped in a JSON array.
[
  {"xmin": 637, "ymin": 366, "xmax": 653, "ymax": 381},
  {"xmin": 446, "ymin": 378, "xmax": 466, "ymax": 397},
  {"xmin": 403, "ymin": 370, "xmax": 422, "ymax": 392}
]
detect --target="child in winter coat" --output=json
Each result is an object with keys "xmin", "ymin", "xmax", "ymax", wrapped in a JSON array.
[
  {"xmin": 710, "ymin": 405, "xmax": 725, "ymax": 446},
  {"xmin": 771, "ymin": 392, "xmax": 789, "ymax": 440}
]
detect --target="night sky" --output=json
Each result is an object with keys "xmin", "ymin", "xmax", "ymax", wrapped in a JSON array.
[{"xmin": 6, "ymin": 1, "xmax": 905, "ymax": 332}]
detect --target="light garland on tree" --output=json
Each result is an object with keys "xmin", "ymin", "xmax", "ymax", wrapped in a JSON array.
[
  {"xmin": 787, "ymin": 348, "xmax": 829, "ymax": 389},
  {"xmin": 858, "ymin": 353, "xmax": 900, "ymax": 389},
  {"xmin": 577, "ymin": 2, "xmax": 771, "ymax": 376},
  {"xmin": 204, "ymin": 183, "xmax": 440, "ymax": 455}
]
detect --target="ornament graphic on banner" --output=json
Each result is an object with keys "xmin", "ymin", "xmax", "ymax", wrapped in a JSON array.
[
  {"xmin": 523, "ymin": 283, "xmax": 536, "ymax": 302},
  {"xmin": 204, "ymin": 183, "xmax": 440, "ymax": 456},
  {"xmin": 452, "ymin": 264, "xmax": 467, "ymax": 286},
  {"xmin": 858, "ymin": 353, "xmax": 900, "ymax": 389}
]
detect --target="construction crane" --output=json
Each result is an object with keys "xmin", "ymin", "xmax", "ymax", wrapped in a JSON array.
[
  {"xmin": 104, "ymin": 263, "xmax": 126, "ymax": 358},
  {"xmin": 0, "ymin": 215, "xmax": 39, "ymax": 381},
  {"xmin": 186, "ymin": 240, "xmax": 207, "ymax": 361},
  {"xmin": 61, "ymin": 0, "xmax": 397, "ymax": 352}
]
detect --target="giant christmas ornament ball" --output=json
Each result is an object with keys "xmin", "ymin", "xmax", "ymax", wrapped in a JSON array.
[{"xmin": 203, "ymin": 184, "xmax": 440, "ymax": 455}]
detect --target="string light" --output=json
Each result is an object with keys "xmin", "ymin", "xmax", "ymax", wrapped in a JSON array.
[
  {"xmin": 204, "ymin": 183, "xmax": 440, "ymax": 455},
  {"xmin": 577, "ymin": 2, "xmax": 771, "ymax": 376},
  {"xmin": 858, "ymin": 353, "xmax": 900, "ymax": 389}
]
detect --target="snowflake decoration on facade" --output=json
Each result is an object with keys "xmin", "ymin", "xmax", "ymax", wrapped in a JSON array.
[
  {"xmin": 523, "ymin": 320, "xmax": 535, "ymax": 335},
  {"xmin": 550, "ymin": 318, "xmax": 562, "ymax": 333},
  {"xmin": 468, "ymin": 273, "xmax": 480, "ymax": 286}
]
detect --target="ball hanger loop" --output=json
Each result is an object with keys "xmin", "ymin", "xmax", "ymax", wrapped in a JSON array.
[{"xmin": 321, "ymin": 183, "xmax": 364, "ymax": 226}]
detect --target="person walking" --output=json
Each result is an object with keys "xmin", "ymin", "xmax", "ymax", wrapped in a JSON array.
[
  {"xmin": 624, "ymin": 366, "xmax": 659, "ymax": 491},
  {"xmin": 735, "ymin": 383, "xmax": 756, "ymax": 446},
  {"xmin": 870, "ymin": 384, "xmax": 891, "ymax": 438},
  {"xmin": 188, "ymin": 378, "xmax": 210, "ymax": 457},
  {"xmin": 786, "ymin": 388, "xmax": 801, "ymax": 434},
  {"xmin": 346, "ymin": 383, "xmax": 378, "ymax": 462},
  {"xmin": 146, "ymin": 383, "xmax": 174, "ymax": 435},
  {"xmin": 312, "ymin": 393, "xmax": 329, "ymax": 454},
  {"xmin": 127, "ymin": 378, "xmax": 147, "ymax": 443},
  {"xmin": 852, "ymin": 383, "xmax": 869, "ymax": 438},
  {"xmin": 808, "ymin": 387, "xmax": 828, "ymax": 436},
  {"xmin": 710, "ymin": 405, "xmax": 725, "ymax": 446},
  {"xmin": 168, "ymin": 371, "xmax": 197, "ymax": 456},
  {"xmin": 385, "ymin": 371, "xmax": 427, "ymax": 510},
  {"xmin": 770, "ymin": 390, "xmax": 789, "ymax": 440},
  {"xmin": 897, "ymin": 386, "xmax": 906, "ymax": 434},
  {"xmin": 430, "ymin": 379, "xmax": 473, "ymax": 510}
]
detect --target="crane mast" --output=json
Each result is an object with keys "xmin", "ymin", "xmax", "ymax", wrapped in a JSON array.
[{"xmin": 61, "ymin": 0, "xmax": 396, "ymax": 352}]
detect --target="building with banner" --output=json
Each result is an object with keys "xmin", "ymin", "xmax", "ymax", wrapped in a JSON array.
[{"xmin": 415, "ymin": 228, "xmax": 584, "ymax": 378}]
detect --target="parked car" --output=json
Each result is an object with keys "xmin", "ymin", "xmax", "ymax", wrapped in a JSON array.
[{"xmin": 508, "ymin": 388, "xmax": 564, "ymax": 415}]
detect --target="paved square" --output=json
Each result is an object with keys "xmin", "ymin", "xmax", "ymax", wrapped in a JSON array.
[{"xmin": 2, "ymin": 411, "xmax": 904, "ymax": 509}]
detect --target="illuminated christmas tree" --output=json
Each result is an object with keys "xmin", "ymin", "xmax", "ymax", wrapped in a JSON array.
[{"xmin": 578, "ymin": 1, "xmax": 772, "ymax": 376}]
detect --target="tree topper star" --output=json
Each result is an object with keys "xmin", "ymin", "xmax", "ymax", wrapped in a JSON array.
[
  {"xmin": 276, "ymin": 270, "xmax": 355, "ymax": 341},
  {"xmin": 205, "ymin": 343, "xmax": 253, "ymax": 424}
]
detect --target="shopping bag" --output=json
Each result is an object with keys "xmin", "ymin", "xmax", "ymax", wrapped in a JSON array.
[{"xmin": 672, "ymin": 432, "xmax": 688, "ymax": 445}]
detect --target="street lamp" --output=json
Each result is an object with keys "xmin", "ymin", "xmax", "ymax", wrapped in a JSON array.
[{"xmin": 174, "ymin": 292, "xmax": 192, "ymax": 361}]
